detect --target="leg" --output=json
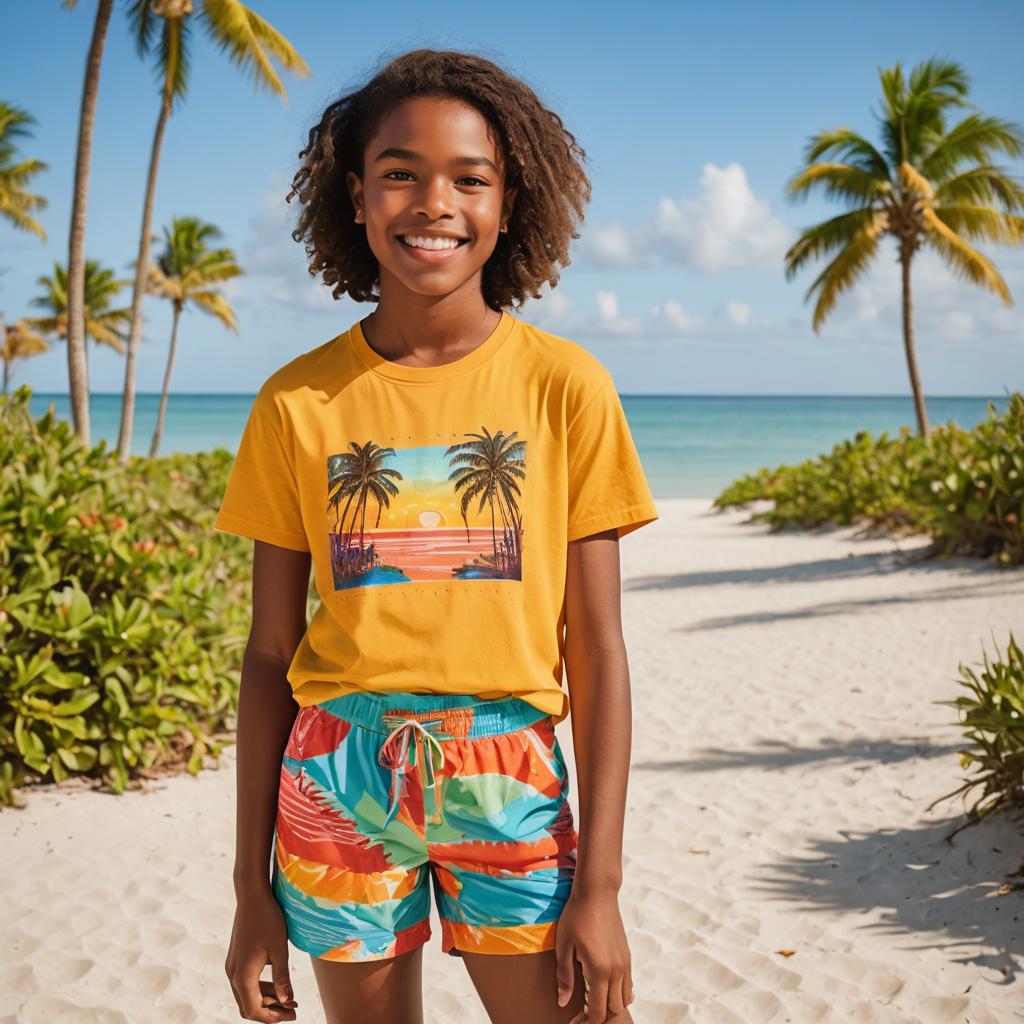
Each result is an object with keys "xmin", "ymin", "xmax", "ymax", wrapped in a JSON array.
[
  {"xmin": 274, "ymin": 701, "xmax": 435, "ymax": 1022},
  {"xmin": 311, "ymin": 944, "xmax": 424, "ymax": 1024},
  {"xmin": 430, "ymin": 714, "xmax": 592, "ymax": 1018},
  {"xmin": 461, "ymin": 949, "xmax": 634, "ymax": 1024}
]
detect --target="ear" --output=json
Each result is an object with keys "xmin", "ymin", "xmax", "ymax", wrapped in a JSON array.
[
  {"xmin": 502, "ymin": 186, "xmax": 518, "ymax": 231},
  {"xmin": 346, "ymin": 170, "xmax": 364, "ymax": 224}
]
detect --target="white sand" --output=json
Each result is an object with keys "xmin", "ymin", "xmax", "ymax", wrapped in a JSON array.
[{"xmin": 2, "ymin": 497, "xmax": 1022, "ymax": 1023}]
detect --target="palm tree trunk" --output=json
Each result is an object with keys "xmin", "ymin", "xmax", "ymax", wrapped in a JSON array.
[
  {"xmin": 117, "ymin": 90, "xmax": 173, "ymax": 462},
  {"xmin": 149, "ymin": 302, "xmax": 181, "ymax": 457},
  {"xmin": 489, "ymin": 498, "xmax": 497, "ymax": 559},
  {"xmin": 2, "ymin": 312, "xmax": 7, "ymax": 395},
  {"xmin": 900, "ymin": 252, "xmax": 930, "ymax": 439},
  {"xmin": 67, "ymin": 0, "xmax": 114, "ymax": 448}
]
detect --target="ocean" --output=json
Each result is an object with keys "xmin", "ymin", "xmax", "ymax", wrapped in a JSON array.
[{"xmin": 23, "ymin": 392, "xmax": 1014, "ymax": 500}]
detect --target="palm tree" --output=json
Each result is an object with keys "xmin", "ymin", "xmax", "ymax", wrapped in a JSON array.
[
  {"xmin": 0, "ymin": 101, "xmax": 48, "ymax": 239},
  {"xmin": 2, "ymin": 318, "xmax": 50, "ymax": 395},
  {"xmin": 446, "ymin": 428, "xmax": 526, "ymax": 576},
  {"xmin": 784, "ymin": 58, "xmax": 1024, "ymax": 438},
  {"xmin": 327, "ymin": 442, "xmax": 404, "ymax": 578},
  {"xmin": 144, "ymin": 215, "xmax": 243, "ymax": 457},
  {"xmin": 26, "ymin": 259, "xmax": 131, "ymax": 394},
  {"xmin": 62, "ymin": 0, "xmax": 115, "ymax": 447},
  {"xmin": 0, "ymin": 100, "xmax": 49, "ymax": 377},
  {"xmin": 116, "ymin": 0, "xmax": 309, "ymax": 463}
]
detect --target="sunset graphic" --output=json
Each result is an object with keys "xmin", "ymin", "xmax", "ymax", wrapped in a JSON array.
[{"xmin": 326, "ymin": 427, "xmax": 525, "ymax": 590}]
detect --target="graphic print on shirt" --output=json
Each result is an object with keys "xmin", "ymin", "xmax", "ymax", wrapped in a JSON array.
[{"xmin": 326, "ymin": 427, "xmax": 525, "ymax": 590}]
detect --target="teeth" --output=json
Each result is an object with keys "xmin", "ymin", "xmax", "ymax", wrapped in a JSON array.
[{"xmin": 402, "ymin": 236, "xmax": 463, "ymax": 250}]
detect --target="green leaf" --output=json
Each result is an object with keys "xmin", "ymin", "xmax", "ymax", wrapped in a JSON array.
[{"xmin": 52, "ymin": 692, "xmax": 101, "ymax": 717}]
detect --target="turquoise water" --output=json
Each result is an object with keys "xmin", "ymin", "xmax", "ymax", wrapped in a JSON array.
[{"xmin": 25, "ymin": 392, "xmax": 1014, "ymax": 499}]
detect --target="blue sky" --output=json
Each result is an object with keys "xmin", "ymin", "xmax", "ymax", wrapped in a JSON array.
[{"xmin": 3, "ymin": 0, "xmax": 1023, "ymax": 396}]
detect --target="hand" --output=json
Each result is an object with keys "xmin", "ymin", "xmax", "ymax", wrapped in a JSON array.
[
  {"xmin": 555, "ymin": 888, "xmax": 634, "ymax": 1023},
  {"xmin": 224, "ymin": 888, "xmax": 298, "ymax": 1022}
]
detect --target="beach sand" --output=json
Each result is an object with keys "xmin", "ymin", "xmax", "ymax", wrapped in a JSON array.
[{"xmin": 2, "ymin": 497, "xmax": 1022, "ymax": 1023}]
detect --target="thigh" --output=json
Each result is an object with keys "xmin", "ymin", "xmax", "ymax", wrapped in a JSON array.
[
  {"xmin": 273, "ymin": 704, "xmax": 432, "ymax": 962},
  {"xmin": 429, "ymin": 714, "xmax": 579, "ymax": 957},
  {"xmin": 311, "ymin": 943, "xmax": 425, "ymax": 1024},
  {"xmin": 460, "ymin": 948, "xmax": 588, "ymax": 1024}
]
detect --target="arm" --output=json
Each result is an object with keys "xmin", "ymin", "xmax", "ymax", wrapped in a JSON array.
[
  {"xmin": 555, "ymin": 529, "xmax": 636, "ymax": 1021},
  {"xmin": 565, "ymin": 530, "xmax": 632, "ymax": 895},
  {"xmin": 225, "ymin": 539, "xmax": 311, "ymax": 1024},
  {"xmin": 232, "ymin": 539, "xmax": 311, "ymax": 893}
]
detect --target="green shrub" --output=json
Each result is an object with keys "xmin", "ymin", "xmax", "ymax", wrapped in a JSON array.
[
  {"xmin": 0, "ymin": 385, "xmax": 262, "ymax": 807},
  {"xmin": 928, "ymin": 632, "xmax": 1024, "ymax": 841},
  {"xmin": 715, "ymin": 392, "xmax": 1024, "ymax": 564}
]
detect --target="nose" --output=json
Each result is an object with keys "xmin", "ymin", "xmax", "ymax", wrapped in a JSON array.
[{"xmin": 412, "ymin": 174, "xmax": 458, "ymax": 221}]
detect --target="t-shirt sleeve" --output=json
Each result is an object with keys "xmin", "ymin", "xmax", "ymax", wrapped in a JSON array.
[
  {"xmin": 213, "ymin": 387, "xmax": 310, "ymax": 553},
  {"xmin": 566, "ymin": 372, "xmax": 659, "ymax": 542}
]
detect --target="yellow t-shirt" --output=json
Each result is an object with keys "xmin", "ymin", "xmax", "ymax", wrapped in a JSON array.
[{"xmin": 213, "ymin": 310, "xmax": 659, "ymax": 726}]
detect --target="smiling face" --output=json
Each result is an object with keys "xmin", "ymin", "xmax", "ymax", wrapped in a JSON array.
[{"xmin": 347, "ymin": 96, "xmax": 517, "ymax": 303}]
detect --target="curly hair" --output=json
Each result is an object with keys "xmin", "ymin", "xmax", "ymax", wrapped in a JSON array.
[{"xmin": 285, "ymin": 48, "xmax": 592, "ymax": 311}]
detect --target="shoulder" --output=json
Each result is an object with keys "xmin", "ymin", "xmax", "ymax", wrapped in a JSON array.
[
  {"xmin": 508, "ymin": 315, "xmax": 613, "ymax": 411},
  {"xmin": 250, "ymin": 330, "xmax": 347, "ymax": 428}
]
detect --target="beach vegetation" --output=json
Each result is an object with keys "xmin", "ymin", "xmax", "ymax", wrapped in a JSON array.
[
  {"xmin": 0, "ymin": 385, "xmax": 262, "ymax": 808},
  {"xmin": 928, "ymin": 632, "xmax": 1024, "ymax": 856},
  {"xmin": 714, "ymin": 391, "xmax": 1024, "ymax": 565}
]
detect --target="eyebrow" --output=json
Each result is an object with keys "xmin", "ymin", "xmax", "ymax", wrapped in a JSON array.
[{"xmin": 372, "ymin": 146, "xmax": 500, "ymax": 175}]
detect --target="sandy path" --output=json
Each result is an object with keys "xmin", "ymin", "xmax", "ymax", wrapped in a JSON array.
[{"xmin": 3, "ymin": 498, "xmax": 1022, "ymax": 1023}]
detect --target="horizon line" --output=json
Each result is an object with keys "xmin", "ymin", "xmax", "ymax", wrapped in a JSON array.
[{"xmin": 21, "ymin": 391, "xmax": 1016, "ymax": 400}]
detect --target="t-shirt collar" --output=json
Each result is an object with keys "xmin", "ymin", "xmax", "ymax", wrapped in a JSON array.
[{"xmin": 347, "ymin": 310, "xmax": 516, "ymax": 384}]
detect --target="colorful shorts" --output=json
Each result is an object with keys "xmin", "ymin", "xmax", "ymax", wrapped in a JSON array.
[{"xmin": 271, "ymin": 691, "xmax": 579, "ymax": 962}]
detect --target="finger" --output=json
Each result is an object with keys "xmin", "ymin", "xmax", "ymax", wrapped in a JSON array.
[
  {"xmin": 240, "ymin": 960, "xmax": 290, "ymax": 1022},
  {"xmin": 624, "ymin": 958, "xmax": 635, "ymax": 1005},
  {"xmin": 259, "ymin": 979, "xmax": 297, "ymax": 1009},
  {"xmin": 270, "ymin": 947, "xmax": 295, "ymax": 1006},
  {"xmin": 586, "ymin": 970, "xmax": 609, "ymax": 1024},
  {"xmin": 607, "ymin": 968, "xmax": 626, "ymax": 1016},
  {"xmin": 555, "ymin": 938, "xmax": 576, "ymax": 1007}
]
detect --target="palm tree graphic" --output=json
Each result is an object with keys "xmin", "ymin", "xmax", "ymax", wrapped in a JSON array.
[
  {"xmin": 446, "ymin": 428, "xmax": 526, "ymax": 578},
  {"xmin": 326, "ymin": 441, "xmax": 403, "ymax": 579}
]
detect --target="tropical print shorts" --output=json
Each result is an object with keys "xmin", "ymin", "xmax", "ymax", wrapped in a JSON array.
[{"xmin": 271, "ymin": 691, "xmax": 579, "ymax": 961}]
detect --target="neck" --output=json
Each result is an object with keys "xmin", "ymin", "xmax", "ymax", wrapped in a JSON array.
[{"xmin": 360, "ymin": 285, "xmax": 502, "ymax": 367}]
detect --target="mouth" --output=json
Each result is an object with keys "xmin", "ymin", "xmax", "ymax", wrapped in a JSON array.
[{"xmin": 396, "ymin": 234, "xmax": 471, "ymax": 263}]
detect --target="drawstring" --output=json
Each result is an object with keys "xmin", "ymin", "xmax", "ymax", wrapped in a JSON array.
[{"xmin": 378, "ymin": 715, "xmax": 447, "ymax": 827}]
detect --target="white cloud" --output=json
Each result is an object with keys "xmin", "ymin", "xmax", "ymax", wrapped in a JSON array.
[
  {"xmin": 588, "ymin": 222, "xmax": 647, "ymax": 269},
  {"xmin": 651, "ymin": 163, "xmax": 793, "ymax": 273},
  {"xmin": 724, "ymin": 300, "xmax": 751, "ymax": 326},
  {"xmin": 580, "ymin": 162, "xmax": 791, "ymax": 275},
  {"xmin": 594, "ymin": 290, "xmax": 643, "ymax": 334},
  {"xmin": 651, "ymin": 298, "xmax": 702, "ymax": 334},
  {"xmin": 242, "ymin": 180, "xmax": 339, "ymax": 313},
  {"xmin": 522, "ymin": 286, "xmax": 642, "ymax": 337},
  {"xmin": 807, "ymin": 237, "xmax": 1024, "ymax": 349}
]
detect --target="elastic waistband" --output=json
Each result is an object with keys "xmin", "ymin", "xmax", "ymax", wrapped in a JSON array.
[{"xmin": 313, "ymin": 690, "xmax": 549, "ymax": 740}]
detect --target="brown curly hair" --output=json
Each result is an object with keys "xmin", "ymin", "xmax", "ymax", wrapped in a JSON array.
[{"xmin": 285, "ymin": 48, "xmax": 592, "ymax": 311}]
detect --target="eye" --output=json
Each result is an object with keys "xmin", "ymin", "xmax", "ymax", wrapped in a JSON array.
[{"xmin": 382, "ymin": 170, "xmax": 488, "ymax": 186}]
